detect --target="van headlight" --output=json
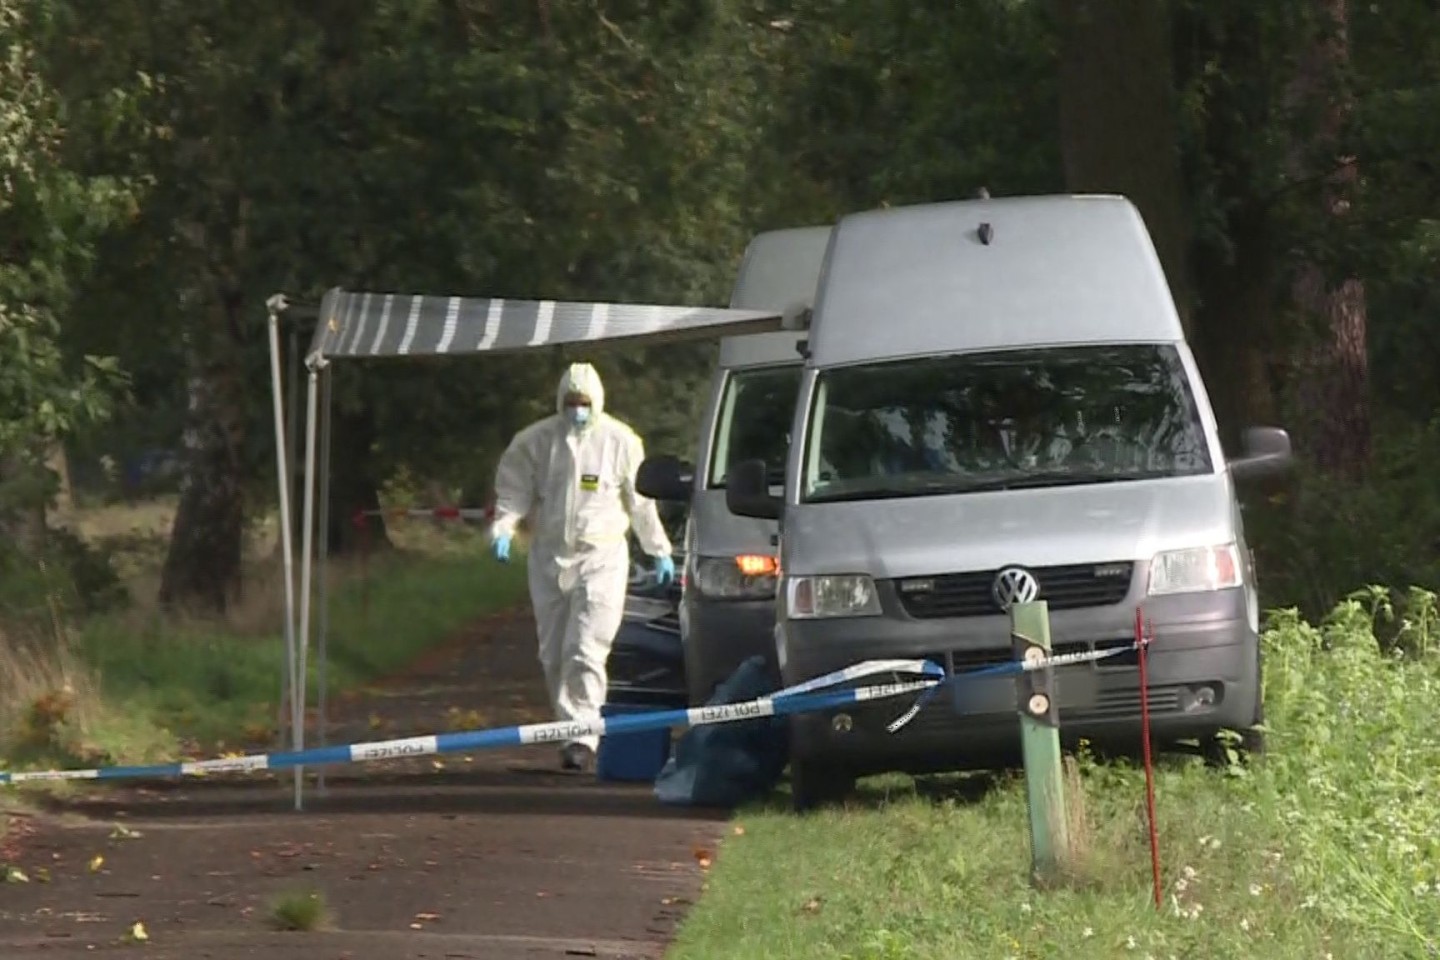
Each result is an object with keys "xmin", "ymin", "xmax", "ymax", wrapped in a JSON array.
[
  {"xmin": 691, "ymin": 555, "xmax": 779, "ymax": 600},
  {"xmin": 1147, "ymin": 544, "xmax": 1243, "ymax": 596},
  {"xmin": 786, "ymin": 575, "xmax": 882, "ymax": 619}
]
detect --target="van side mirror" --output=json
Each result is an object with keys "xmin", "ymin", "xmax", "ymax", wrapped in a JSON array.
[
  {"xmin": 725, "ymin": 458, "xmax": 782, "ymax": 520},
  {"xmin": 636, "ymin": 455, "xmax": 693, "ymax": 502},
  {"xmin": 1229, "ymin": 427, "xmax": 1294, "ymax": 482}
]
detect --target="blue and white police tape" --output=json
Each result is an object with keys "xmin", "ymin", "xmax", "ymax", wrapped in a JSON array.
[
  {"xmin": 881, "ymin": 639, "xmax": 1143, "ymax": 733},
  {"xmin": 0, "ymin": 643, "xmax": 1138, "ymax": 786}
]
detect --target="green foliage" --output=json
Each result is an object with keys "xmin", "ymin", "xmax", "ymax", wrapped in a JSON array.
[
  {"xmin": 267, "ymin": 886, "xmax": 333, "ymax": 932},
  {"xmin": 10, "ymin": 0, "xmax": 1440, "ymax": 619},
  {"xmin": 1259, "ymin": 598, "xmax": 1440, "ymax": 946},
  {"xmin": 0, "ymin": 527, "xmax": 128, "ymax": 627},
  {"xmin": 751, "ymin": 0, "xmax": 1061, "ymax": 221},
  {"xmin": 668, "ymin": 596, "xmax": 1440, "ymax": 960},
  {"xmin": 73, "ymin": 551, "xmax": 526, "ymax": 745},
  {"xmin": 1245, "ymin": 417, "xmax": 1440, "ymax": 620},
  {"xmin": 0, "ymin": 0, "xmax": 131, "ymax": 493}
]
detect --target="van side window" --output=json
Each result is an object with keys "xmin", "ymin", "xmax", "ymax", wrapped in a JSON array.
[{"xmin": 708, "ymin": 363, "xmax": 804, "ymax": 488}]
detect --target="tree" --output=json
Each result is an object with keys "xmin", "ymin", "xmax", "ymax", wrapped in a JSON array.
[
  {"xmin": 47, "ymin": 0, "xmax": 787, "ymax": 610},
  {"xmin": 0, "ymin": 0, "xmax": 130, "ymax": 556},
  {"xmin": 1281, "ymin": 0, "xmax": 1370, "ymax": 477},
  {"xmin": 1057, "ymin": 0, "xmax": 1195, "ymax": 325}
]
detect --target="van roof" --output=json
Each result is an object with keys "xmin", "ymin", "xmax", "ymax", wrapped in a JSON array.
[
  {"xmin": 728, "ymin": 225, "xmax": 833, "ymax": 311},
  {"xmin": 807, "ymin": 195, "xmax": 1185, "ymax": 367},
  {"xmin": 718, "ymin": 224, "xmax": 832, "ymax": 369}
]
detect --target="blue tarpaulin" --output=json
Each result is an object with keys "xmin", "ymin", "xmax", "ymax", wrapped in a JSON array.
[{"xmin": 653, "ymin": 655, "xmax": 790, "ymax": 808}]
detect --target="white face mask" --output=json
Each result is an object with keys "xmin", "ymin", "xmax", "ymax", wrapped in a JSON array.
[{"xmin": 565, "ymin": 405, "xmax": 592, "ymax": 428}]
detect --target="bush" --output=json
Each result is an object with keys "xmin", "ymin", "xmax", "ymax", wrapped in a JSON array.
[
  {"xmin": 1244, "ymin": 417, "xmax": 1440, "ymax": 625},
  {"xmin": 0, "ymin": 527, "xmax": 129, "ymax": 632},
  {"xmin": 0, "ymin": 627, "xmax": 176, "ymax": 772},
  {"xmin": 1257, "ymin": 594, "xmax": 1440, "ymax": 945}
]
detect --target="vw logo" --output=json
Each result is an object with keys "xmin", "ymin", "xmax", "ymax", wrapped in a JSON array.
[{"xmin": 991, "ymin": 566, "xmax": 1040, "ymax": 611}]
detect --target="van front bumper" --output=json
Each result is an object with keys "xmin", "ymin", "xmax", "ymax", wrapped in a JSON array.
[
  {"xmin": 777, "ymin": 587, "xmax": 1259, "ymax": 776},
  {"xmin": 682, "ymin": 595, "xmax": 779, "ymax": 705}
]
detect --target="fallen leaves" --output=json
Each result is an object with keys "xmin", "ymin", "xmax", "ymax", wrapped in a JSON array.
[
  {"xmin": 88, "ymin": 854, "xmax": 105, "ymax": 873},
  {"xmin": 0, "ymin": 815, "xmax": 37, "ymax": 863},
  {"xmin": 444, "ymin": 706, "xmax": 487, "ymax": 731},
  {"xmin": 692, "ymin": 846, "xmax": 713, "ymax": 870},
  {"xmin": 409, "ymin": 910, "xmax": 442, "ymax": 929},
  {"xmin": 5, "ymin": 865, "xmax": 30, "ymax": 883},
  {"xmin": 126, "ymin": 920, "xmax": 149, "ymax": 942}
]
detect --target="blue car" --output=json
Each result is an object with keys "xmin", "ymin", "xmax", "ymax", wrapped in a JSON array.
[{"xmin": 606, "ymin": 508, "xmax": 688, "ymax": 708}]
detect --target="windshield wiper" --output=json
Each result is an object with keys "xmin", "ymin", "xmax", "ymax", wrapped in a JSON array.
[
  {"xmin": 955, "ymin": 470, "xmax": 1165, "ymax": 493},
  {"xmin": 807, "ymin": 478, "xmax": 977, "ymax": 503},
  {"xmin": 808, "ymin": 470, "xmax": 1167, "ymax": 503}
]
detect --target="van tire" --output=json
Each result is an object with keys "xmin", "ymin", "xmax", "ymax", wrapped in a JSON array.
[{"xmin": 789, "ymin": 761, "xmax": 854, "ymax": 813}]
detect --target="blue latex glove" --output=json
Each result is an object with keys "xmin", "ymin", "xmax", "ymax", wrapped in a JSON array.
[
  {"xmin": 492, "ymin": 534, "xmax": 512, "ymax": 563},
  {"xmin": 653, "ymin": 554, "xmax": 676, "ymax": 586}
]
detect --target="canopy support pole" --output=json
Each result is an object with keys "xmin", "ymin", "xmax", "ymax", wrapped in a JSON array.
[
  {"xmin": 287, "ymin": 322, "xmax": 301, "ymax": 569},
  {"xmin": 315, "ymin": 365, "xmax": 334, "ymax": 795},
  {"xmin": 265, "ymin": 296, "xmax": 300, "ymax": 787},
  {"xmin": 295, "ymin": 362, "xmax": 322, "ymax": 811}
]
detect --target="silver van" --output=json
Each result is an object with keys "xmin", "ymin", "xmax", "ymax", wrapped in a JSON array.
[
  {"xmin": 638, "ymin": 225, "xmax": 831, "ymax": 704},
  {"xmin": 714, "ymin": 195, "xmax": 1292, "ymax": 808}
]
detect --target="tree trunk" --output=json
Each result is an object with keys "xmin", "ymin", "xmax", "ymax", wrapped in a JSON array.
[
  {"xmin": 158, "ymin": 304, "xmax": 247, "ymax": 615},
  {"xmin": 1057, "ymin": 0, "xmax": 1195, "ymax": 327},
  {"xmin": 46, "ymin": 443, "xmax": 74, "ymax": 526},
  {"xmin": 1190, "ymin": 202, "xmax": 1282, "ymax": 452},
  {"xmin": 1284, "ymin": 0, "xmax": 1370, "ymax": 478}
]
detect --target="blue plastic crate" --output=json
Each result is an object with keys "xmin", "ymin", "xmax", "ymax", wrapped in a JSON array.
[{"xmin": 596, "ymin": 702, "xmax": 672, "ymax": 783}]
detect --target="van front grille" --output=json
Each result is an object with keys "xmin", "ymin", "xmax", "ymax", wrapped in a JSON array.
[{"xmin": 895, "ymin": 563, "xmax": 1134, "ymax": 619}]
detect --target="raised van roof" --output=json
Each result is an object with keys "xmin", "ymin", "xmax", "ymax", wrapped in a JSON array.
[
  {"xmin": 719, "ymin": 224, "xmax": 832, "ymax": 368},
  {"xmin": 807, "ymin": 195, "xmax": 1185, "ymax": 367}
]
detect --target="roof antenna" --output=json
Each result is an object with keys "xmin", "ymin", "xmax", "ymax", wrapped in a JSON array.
[
  {"xmin": 975, "ymin": 186, "xmax": 991, "ymax": 199},
  {"xmin": 978, "ymin": 222, "xmax": 994, "ymax": 245}
]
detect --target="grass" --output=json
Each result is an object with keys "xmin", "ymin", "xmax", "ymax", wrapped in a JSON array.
[
  {"xmin": 267, "ymin": 886, "xmax": 334, "ymax": 932},
  {"xmin": 669, "ymin": 594, "xmax": 1440, "ymax": 960},
  {"xmin": 0, "ymin": 499, "xmax": 528, "ymax": 774},
  {"xmin": 72, "ymin": 548, "xmax": 526, "ymax": 750}
]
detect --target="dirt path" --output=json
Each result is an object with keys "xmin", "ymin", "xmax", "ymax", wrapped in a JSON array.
[{"xmin": 0, "ymin": 609, "xmax": 728, "ymax": 959}]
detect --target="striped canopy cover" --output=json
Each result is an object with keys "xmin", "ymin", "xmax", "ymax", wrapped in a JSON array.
[{"xmin": 308, "ymin": 288, "xmax": 786, "ymax": 360}]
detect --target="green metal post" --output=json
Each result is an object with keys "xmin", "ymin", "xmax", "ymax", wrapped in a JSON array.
[{"xmin": 1012, "ymin": 600, "xmax": 1069, "ymax": 884}]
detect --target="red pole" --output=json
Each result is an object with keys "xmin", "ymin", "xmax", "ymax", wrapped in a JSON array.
[{"xmin": 1136, "ymin": 608, "xmax": 1162, "ymax": 911}]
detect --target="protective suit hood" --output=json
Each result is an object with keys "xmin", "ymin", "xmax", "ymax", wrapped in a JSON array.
[{"xmin": 556, "ymin": 363, "xmax": 606, "ymax": 417}]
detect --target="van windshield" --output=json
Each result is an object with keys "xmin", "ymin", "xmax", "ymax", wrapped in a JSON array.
[
  {"xmin": 802, "ymin": 344, "xmax": 1212, "ymax": 503},
  {"xmin": 708, "ymin": 363, "xmax": 803, "ymax": 488}
]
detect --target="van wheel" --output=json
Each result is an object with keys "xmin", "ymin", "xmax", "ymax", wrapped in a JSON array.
[{"xmin": 789, "ymin": 761, "xmax": 854, "ymax": 813}]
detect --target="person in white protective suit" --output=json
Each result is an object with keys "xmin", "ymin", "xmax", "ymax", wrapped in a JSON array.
[{"xmin": 488, "ymin": 362, "xmax": 675, "ymax": 772}]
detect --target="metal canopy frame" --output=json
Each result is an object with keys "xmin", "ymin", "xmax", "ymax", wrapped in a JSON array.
[{"xmin": 265, "ymin": 287, "xmax": 792, "ymax": 810}]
